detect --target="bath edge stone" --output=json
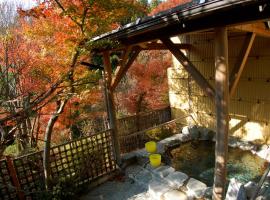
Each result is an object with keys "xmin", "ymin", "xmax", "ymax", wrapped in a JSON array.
[
  {"xmin": 186, "ymin": 178, "xmax": 207, "ymax": 198},
  {"xmin": 165, "ymin": 171, "xmax": 189, "ymax": 188},
  {"xmin": 163, "ymin": 190, "xmax": 189, "ymax": 200}
]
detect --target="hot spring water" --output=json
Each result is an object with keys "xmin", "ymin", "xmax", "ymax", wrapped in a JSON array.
[{"xmin": 170, "ymin": 140, "xmax": 267, "ymax": 186}]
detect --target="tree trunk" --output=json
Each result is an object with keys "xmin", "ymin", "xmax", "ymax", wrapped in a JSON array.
[{"xmin": 43, "ymin": 100, "xmax": 67, "ymax": 190}]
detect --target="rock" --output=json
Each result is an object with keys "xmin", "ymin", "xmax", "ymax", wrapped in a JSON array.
[
  {"xmin": 182, "ymin": 125, "xmax": 199, "ymax": 139},
  {"xmin": 198, "ymin": 127, "xmax": 211, "ymax": 141},
  {"xmin": 156, "ymin": 142, "xmax": 166, "ymax": 154},
  {"xmin": 225, "ymin": 178, "xmax": 247, "ymax": 200},
  {"xmin": 163, "ymin": 190, "xmax": 189, "ymax": 200},
  {"xmin": 153, "ymin": 165, "xmax": 175, "ymax": 178},
  {"xmin": 255, "ymin": 196, "xmax": 268, "ymax": 200},
  {"xmin": 179, "ymin": 134, "xmax": 192, "ymax": 142},
  {"xmin": 244, "ymin": 181, "xmax": 258, "ymax": 199},
  {"xmin": 229, "ymin": 137, "xmax": 239, "ymax": 148},
  {"xmin": 148, "ymin": 180, "xmax": 170, "ymax": 200},
  {"xmin": 256, "ymin": 148, "xmax": 270, "ymax": 162},
  {"xmin": 203, "ymin": 187, "xmax": 213, "ymax": 200},
  {"xmin": 239, "ymin": 141, "xmax": 254, "ymax": 151},
  {"xmin": 258, "ymin": 183, "xmax": 270, "ymax": 197},
  {"xmin": 165, "ymin": 171, "xmax": 189, "ymax": 189},
  {"xmin": 182, "ymin": 126, "xmax": 190, "ymax": 135},
  {"xmin": 186, "ymin": 178, "xmax": 207, "ymax": 198}
]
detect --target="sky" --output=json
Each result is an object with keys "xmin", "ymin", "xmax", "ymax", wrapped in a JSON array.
[{"xmin": 0, "ymin": 0, "xmax": 37, "ymax": 9}]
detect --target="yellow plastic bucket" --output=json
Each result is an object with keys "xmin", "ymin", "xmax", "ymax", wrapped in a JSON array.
[
  {"xmin": 149, "ymin": 154, "xmax": 161, "ymax": 168},
  {"xmin": 145, "ymin": 141, "xmax": 157, "ymax": 153}
]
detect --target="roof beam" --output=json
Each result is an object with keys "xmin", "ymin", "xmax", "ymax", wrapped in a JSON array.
[
  {"xmin": 234, "ymin": 23, "xmax": 270, "ymax": 38},
  {"xmin": 161, "ymin": 37, "xmax": 215, "ymax": 100},
  {"xmin": 138, "ymin": 42, "xmax": 192, "ymax": 50},
  {"xmin": 111, "ymin": 47, "xmax": 141, "ymax": 91},
  {"xmin": 229, "ymin": 32, "xmax": 256, "ymax": 97}
]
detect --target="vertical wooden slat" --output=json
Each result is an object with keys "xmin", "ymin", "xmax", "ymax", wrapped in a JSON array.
[{"xmin": 213, "ymin": 27, "xmax": 229, "ymax": 200}]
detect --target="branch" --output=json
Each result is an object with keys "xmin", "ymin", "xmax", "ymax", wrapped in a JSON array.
[{"xmin": 54, "ymin": 0, "xmax": 83, "ymax": 30}]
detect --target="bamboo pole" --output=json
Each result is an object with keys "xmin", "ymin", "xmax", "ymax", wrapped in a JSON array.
[{"xmin": 213, "ymin": 27, "xmax": 229, "ymax": 200}]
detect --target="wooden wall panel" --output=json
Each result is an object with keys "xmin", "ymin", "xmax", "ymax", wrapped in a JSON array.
[{"xmin": 168, "ymin": 33, "xmax": 270, "ymax": 143}]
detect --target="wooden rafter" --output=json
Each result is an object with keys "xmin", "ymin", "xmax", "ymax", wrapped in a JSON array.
[
  {"xmin": 229, "ymin": 32, "xmax": 256, "ymax": 97},
  {"xmin": 234, "ymin": 23, "xmax": 270, "ymax": 38},
  {"xmin": 111, "ymin": 47, "xmax": 141, "ymax": 90},
  {"xmin": 161, "ymin": 37, "xmax": 215, "ymax": 100},
  {"xmin": 138, "ymin": 42, "xmax": 191, "ymax": 50}
]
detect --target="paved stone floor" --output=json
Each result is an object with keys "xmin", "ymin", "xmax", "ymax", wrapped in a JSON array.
[{"xmin": 80, "ymin": 177, "xmax": 151, "ymax": 200}]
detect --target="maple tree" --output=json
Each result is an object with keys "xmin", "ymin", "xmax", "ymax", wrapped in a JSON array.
[
  {"xmin": 115, "ymin": 0, "xmax": 192, "ymax": 115},
  {"xmin": 0, "ymin": 0, "xmax": 148, "ymax": 189},
  {"xmin": 117, "ymin": 50, "xmax": 172, "ymax": 115}
]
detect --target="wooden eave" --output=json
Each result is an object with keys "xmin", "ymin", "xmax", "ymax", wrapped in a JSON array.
[{"xmin": 91, "ymin": 0, "xmax": 270, "ymax": 51}]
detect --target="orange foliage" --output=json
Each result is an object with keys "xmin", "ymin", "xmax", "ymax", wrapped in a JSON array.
[
  {"xmin": 118, "ymin": 50, "xmax": 172, "ymax": 114},
  {"xmin": 2, "ymin": 0, "xmax": 145, "ymax": 143}
]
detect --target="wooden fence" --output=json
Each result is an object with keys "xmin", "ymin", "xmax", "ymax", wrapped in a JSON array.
[
  {"xmin": 0, "ymin": 129, "xmax": 116, "ymax": 200},
  {"xmin": 118, "ymin": 107, "xmax": 171, "ymax": 153},
  {"xmin": 0, "ymin": 107, "xmax": 172, "ymax": 199}
]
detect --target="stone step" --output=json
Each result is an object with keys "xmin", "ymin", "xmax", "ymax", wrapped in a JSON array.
[
  {"xmin": 148, "ymin": 180, "xmax": 171, "ymax": 200},
  {"xmin": 164, "ymin": 171, "xmax": 189, "ymax": 189},
  {"xmin": 152, "ymin": 165, "xmax": 175, "ymax": 178}
]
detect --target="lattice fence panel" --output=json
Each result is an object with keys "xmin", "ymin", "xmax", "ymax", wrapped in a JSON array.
[
  {"xmin": 0, "ymin": 159, "xmax": 17, "ymax": 200},
  {"xmin": 50, "ymin": 130, "xmax": 116, "ymax": 186},
  {"xmin": 9, "ymin": 130, "xmax": 115, "ymax": 199},
  {"xmin": 13, "ymin": 151, "xmax": 44, "ymax": 199}
]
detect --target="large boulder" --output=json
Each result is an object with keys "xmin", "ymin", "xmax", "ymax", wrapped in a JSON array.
[
  {"xmin": 182, "ymin": 125, "xmax": 199, "ymax": 139},
  {"xmin": 186, "ymin": 178, "xmax": 207, "ymax": 198},
  {"xmin": 225, "ymin": 178, "xmax": 247, "ymax": 200},
  {"xmin": 244, "ymin": 181, "xmax": 258, "ymax": 199}
]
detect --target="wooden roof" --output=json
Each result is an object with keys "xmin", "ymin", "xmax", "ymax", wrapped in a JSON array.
[{"xmin": 91, "ymin": 0, "xmax": 270, "ymax": 49}]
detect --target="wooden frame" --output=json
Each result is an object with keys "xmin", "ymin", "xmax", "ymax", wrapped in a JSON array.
[
  {"xmin": 161, "ymin": 37, "xmax": 215, "ymax": 100},
  {"xmin": 111, "ymin": 47, "xmax": 141, "ymax": 90},
  {"xmin": 229, "ymin": 32, "xmax": 256, "ymax": 97}
]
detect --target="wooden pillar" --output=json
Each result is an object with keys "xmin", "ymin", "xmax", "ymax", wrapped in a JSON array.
[
  {"xmin": 213, "ymin": 27, "xmax": 229, "ymax": 200},
  {"xmin": 6, "ymin": 156, "xmax": 24, "ymax": 200},
  {"xmin": 103, "ymin": 52, "xmax": 121, "ymax": 165}
]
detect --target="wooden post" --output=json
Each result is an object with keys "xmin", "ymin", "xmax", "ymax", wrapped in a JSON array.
[
  {"xmin": 213, "ymin": 27, "xmax": 229, "ymax": 200},
  {"xmin": 6, "ymin": 156, "xmax": 24, "ymax": 200},
  {"xmin": 103, "ymin": 51, "xmax": 121, "ymax": 165}
]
